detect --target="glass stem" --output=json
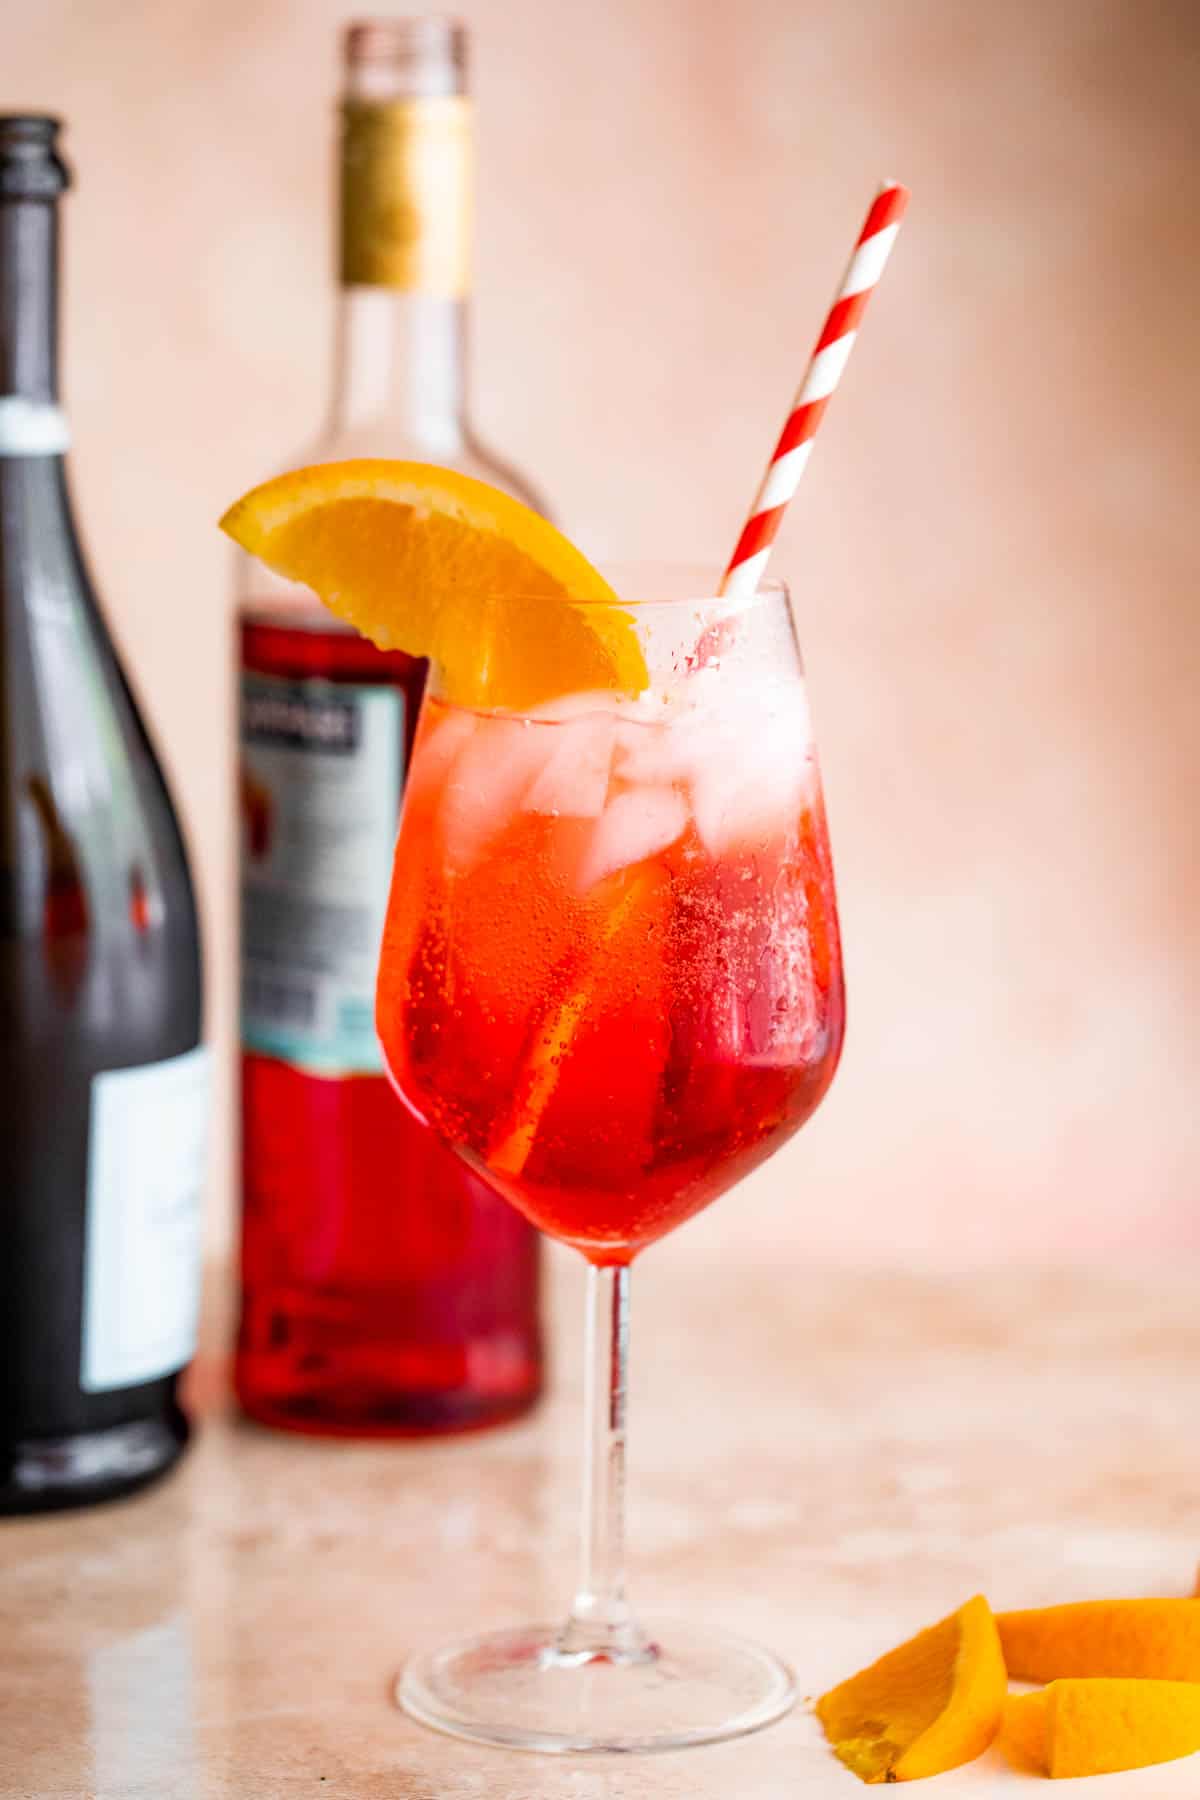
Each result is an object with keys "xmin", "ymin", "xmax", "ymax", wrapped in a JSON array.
[{"xmin": 557, "ymin": 1263, "xmax": 653, "ymax": 1664}]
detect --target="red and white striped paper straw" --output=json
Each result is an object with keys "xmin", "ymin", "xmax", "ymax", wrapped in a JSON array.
[{"xmin": 720, "ymin": 181, "xmax": 910, "ymax": 601}]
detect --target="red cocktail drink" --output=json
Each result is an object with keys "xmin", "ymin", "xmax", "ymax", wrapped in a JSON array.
[{"xmin": 379, "ymin": 682, "xmax": 843, "ymax": 1264}]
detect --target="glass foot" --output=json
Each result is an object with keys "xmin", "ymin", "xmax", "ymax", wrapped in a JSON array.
[{"xmin": 397, "ymin": 1619, "xmax": 796, "ymax": 1754}]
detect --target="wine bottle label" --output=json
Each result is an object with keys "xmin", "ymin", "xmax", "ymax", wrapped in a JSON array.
[
  {"xmin": 340, "ymin": 97, "xmax": 471, "ymax": 294},
  {"xmin": 239, "ymin": 671, "xmax": 404, "ymax": 1073},
  {"xmin": 80, "ymin": 1045, "xmax": 212, "ymax": 1394},
  {"xmin": 0, "ymin": 396, "xmax": 70, "ymax": 455}
]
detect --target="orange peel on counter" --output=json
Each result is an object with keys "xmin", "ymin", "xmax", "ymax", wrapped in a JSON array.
[
  {"xmin": 997, "ymin": 1598, "xmax": 1200, "ymax": 1684},
  {"xmin": 1003, "ymin": 1678, "xmax": 1200, "ymax": 1779},
  {"xmin": 815, "ymin": 1594, "xmax": 1006, "ymax": 1783},
  {"xmin": 819, "ymin": 1588, "xmax": 1200, "ymax": 1783}
]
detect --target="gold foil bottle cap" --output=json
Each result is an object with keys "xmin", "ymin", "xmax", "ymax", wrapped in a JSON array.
[{"xmin": 339, "ymin": 17, "xmax": 471, "ymax": 294}]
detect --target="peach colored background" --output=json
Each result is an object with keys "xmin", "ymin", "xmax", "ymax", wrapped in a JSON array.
[{"xmin": 4, "ymin": 0, "xmax": 1198, "ymax": 1262}]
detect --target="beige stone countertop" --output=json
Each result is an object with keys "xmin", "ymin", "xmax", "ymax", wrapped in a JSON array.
[{"xmin": 5, "ymin": 1250, "xmax": 1200, "ymax": 1798}]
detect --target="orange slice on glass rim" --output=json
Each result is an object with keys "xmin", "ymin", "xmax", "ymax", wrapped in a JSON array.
[
  {"xmin": 816, "ymin": 1594, "xmax": 1007, "ymax": 1783},
  {"xmin": 219, "ymin": 459, "xmax": 648, "ymax": 710}
]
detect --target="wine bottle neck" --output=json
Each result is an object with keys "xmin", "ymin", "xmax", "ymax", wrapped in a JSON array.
[
  {"xmin": 0, "ymin": 202, "xmax": 58, "ymax": 402},
  {"xmin": 327, "ymin": 87, "xmax": 472, "ymax": 450},
  {"xmin": 0, "ymin": 118, "xmax": 70, "ymax": 456},
  {"xmin": 328, "ymin": 289, "xmax": 467, "ymax": 449}
]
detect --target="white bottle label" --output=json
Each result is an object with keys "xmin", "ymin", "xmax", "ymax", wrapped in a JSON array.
[
  {"xmin": 0, "ymin": 396, "xmax": 71, "ymax": 455},
  {"xmin": 81, "ymin": 1046, "xmax": 212, "ymax": 1393},
  {"xmin": 239, "ymin": 673, "xmax": 403, "ymax": 1073}
]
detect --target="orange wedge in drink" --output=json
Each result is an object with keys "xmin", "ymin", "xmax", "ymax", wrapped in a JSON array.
[
  {"xmin": 997, "ymin": 1598, "xmax": 1200, "ymax": 1683},
  {"xmin": 488, "ymin": 865, "xmax": 669, "ymax": 1182},
  {"xmin": 816, "ymin": 1594, "xmax": 1007, "ymax": 1783},
  {"xmin": 220, "ymin": 459, "xmax": 647, "ymax": 710},
  {"xmin": 1003, "ymin": 1679, "xmax": 1200, "ymax": 1779}
]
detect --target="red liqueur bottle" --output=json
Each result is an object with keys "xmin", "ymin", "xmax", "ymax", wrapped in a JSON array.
[{"xmin": 233, "ymin": 21, "xmax": 544, "ymax": 1435}]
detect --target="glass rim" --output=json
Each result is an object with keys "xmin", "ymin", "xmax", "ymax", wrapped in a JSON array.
[{"xmin": 479, "ymin": 568, "xmax": 789, "ymax": 610}]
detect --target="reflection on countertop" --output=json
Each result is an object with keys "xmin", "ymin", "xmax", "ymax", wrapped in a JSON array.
[{"xmin": 4, "ymin": 1248, "xmax": 1200, "ymax": 1798}]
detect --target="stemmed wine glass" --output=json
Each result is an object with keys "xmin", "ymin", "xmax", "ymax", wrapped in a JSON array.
[{"xmin": 377, "ymin": 571, "xmax": 845, "ymax": 1753}]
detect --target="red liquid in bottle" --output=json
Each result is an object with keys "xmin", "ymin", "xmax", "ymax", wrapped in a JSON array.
[{"xmin": 235, "ymin": 606, "xmax": 542, "ymax": 1435}]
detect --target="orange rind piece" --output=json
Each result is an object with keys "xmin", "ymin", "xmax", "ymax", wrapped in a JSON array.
[
  {"xmin": 488, "ymin": 865, "xmax": 668, "ymax": 1180},
  {"xmin": 1002, "ymin": 1687, "xmax": 1050, "ymax": 1772},
  {"xmin": 997, "ymin": 1598, "xmax": 1200, "ymax": 1683},
  {"xmin": 220, "ymin": 460, "xmax": 647, "ymax": 711},
  {"xmin": 1003, "ymin": 1678, "xmax": 1200, "ymax": 1778},
  {"xmin": 815, "ymin": 1594, "xmax": 1007, "ymax": 1783}
]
